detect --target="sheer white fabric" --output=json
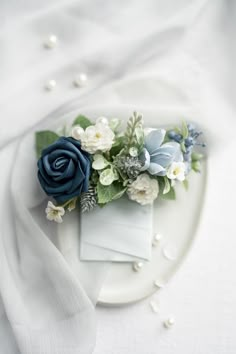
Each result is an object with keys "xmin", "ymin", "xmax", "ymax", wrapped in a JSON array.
[{"xmin": 0, "ymin": 0, "xmax": 236, "ymax": 353}]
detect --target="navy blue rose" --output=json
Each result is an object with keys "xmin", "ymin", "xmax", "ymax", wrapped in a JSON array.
[{"xmin": 37, "ymin": 137, "xmax": 91, "ymax": 203}]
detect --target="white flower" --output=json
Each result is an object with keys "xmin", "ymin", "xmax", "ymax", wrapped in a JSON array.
[
  {"xmin": 45, "ymin": 201, "xmax": 65, "ymax": 223},
  {"xmin": 127, "ymin": 174, "xmax": 159, "ymax": 205},
  {"xmin": 81, "ymin": 121, "xmax": 115, "ymax": 154},
  {"xmin": 167, "ymin": 162, "xmax": 186, "ymax": 181}
]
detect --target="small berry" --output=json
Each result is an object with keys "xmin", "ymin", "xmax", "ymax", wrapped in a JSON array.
[
  {"xmin": 173, "ymin": 134, "xmax": 183, "ymax": 143},
  {"xmin": 185, "ymin": 137, "xmax": 194, "ymax": 147},
  {"xmin": 168, "ymin": 130, "xmax": 177, "ymax": 139}
]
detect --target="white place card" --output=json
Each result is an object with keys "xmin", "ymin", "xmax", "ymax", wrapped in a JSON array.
[{"xmin": 80, "ymin": 196, "xmax": 153, "ymax": 262}]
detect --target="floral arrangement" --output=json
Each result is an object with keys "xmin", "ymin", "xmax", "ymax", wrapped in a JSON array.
[{"xmin": 36, "ymin": 112, "xmax": 205, "ymax": 223}]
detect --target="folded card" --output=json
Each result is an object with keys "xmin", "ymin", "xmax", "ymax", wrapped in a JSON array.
[{"xmin": 80, "ymin": 196, "xmax": 153, "ymax": 262}]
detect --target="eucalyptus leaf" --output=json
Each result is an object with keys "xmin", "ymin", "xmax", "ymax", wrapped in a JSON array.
[
  {"xmin": 35, "ymin": 131, "xmax": 59, "ymax": 158},
  {"xmin": 72, "ymin": 115, "xmax": 92, "ymax": 129},
  {"xmin": 109, "ymin": 118, "xmax": 121, "ymax": 132},
  {"xmin": 182, "ymin": 179, "xmax": 189, "ymax": 191},
  {"xmin": 135, "ymin": 126, "xmax": 144, "ymax": 147},
  {"xmin": 163, "ymin": 176, "xmax": 171, "ymax": 195},
  {"xmin": 92, "ymin": 154, "xmax": 110, "ymax": 170},
  {"xmin": 161, "ymin": 186, "xmax": 176, "ymax": 200},
  {"xmin": 192, "ymin": 160, "xmax": 201, "ymax": 172},
  {"xmin": 181, "ymin": 141, "xmax": 186, "ymax": 153},
  {"xmin": 99, "ymin": 168, "xmax": 116, "ymax": 186},
  {"xmin": 109, "ymin": 136, "xmax": 125, "ymax": 156},
  {"xmin": 182, "ymin": 120, "xmax": 189, "ymax": 139},
  {"xmin": 192, "ymin": 152, "xmax": 203, "ymax": 162},
  {"xmin": 97, "ymin": 182, "xmax": 126, "ymax": 204}
]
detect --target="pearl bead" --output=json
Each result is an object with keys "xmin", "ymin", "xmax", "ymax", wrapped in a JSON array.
[
  {"xmin": 71, "ymin": 126, "xmax": 84, "ymax": 140},
  {"xmin": 133, "ymin": 261, "xmax": 143, "ymax": 272},
  {"xmin": 149, "ymin": 300, "xmax": 160, "ymax": 313},
  {"xmin": 96, "ymin": 116, "xmax": 109, "ymax": 125},
  {"xmin": 129, "ymin": 147, "xmax": 138, "ymax": 157},
  {"xmin": 73, "ymin": 73, "xmax": 88, "ymax": 88},
  {"xmin": 154, "ymin": 280, "xmax": 164, "ymax": 289},
  {"xmin": 152, "ymin": 233, "xmax": 163, "ymax": 247},
  {"xmin": 162, "ymin": 244, "xmax": 177, "ymax": 261},
  {"xmin": 45, "ymin": 79, "xmax": 56, "ymax": 91},
  {"xmin": 164, "ymin": 316, "xmax": 175, "ymax": 329},
  {"xmin": 44, "ymin": 34, "xmax": 58, "ymax": 49}
]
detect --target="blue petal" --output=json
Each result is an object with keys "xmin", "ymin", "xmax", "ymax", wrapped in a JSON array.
[
  {"xmin": 150, "ymin": 142, "xmax": 181, "ymax": 167},
  {"xmin": 53, "ymin": 159, "xmax": 75, "ymax": 181},
  {"xmin": 148, "ymin": 162, "xmax": 166, "ymax": 175},
  {"xmin": 173, "ymin": 144, "xmax": 183, "ymax": 162},
  {"xmin": 139, "ymin": 148, "xmax": 150, "ymax": 171},
  {"xmin": 150, "ymin": 153, "xmax": 173, "ymax": 168},
  {"xmin": 145, "ymin": 129, "xmax": 166, "ymax": 154}
]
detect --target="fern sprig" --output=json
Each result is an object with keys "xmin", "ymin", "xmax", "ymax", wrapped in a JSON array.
[{"xmin": 124, "ymin": 112, "xmax": 143, "ymax": 152}]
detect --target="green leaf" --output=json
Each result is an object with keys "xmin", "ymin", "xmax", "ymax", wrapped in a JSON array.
[
  {"xmin": 191, "ymin": 152, "xmax": 203, "ymax": 162},
  {"xmin": 72, "ymin": 115, "xmax": 92, "ymax": 129},
  {"xmin": 161, "ymin": 186, "xmax": 176, "ymax": 200},
  {"xmin": 124, "ymin": 112, "xmax": 143, "ymax": 150},
  {"xmin": 192, "ymin": 160, "xmax": 201, "ymax": 173},
  {"xmin": 180, "ymin": 141, "xmax": 186, "ymax": 153},
  {"xmin": 163, "ymin": 176, "xmax": 171, "ymax": 195},
  {"xmin": 109, "ymin": 136, "xmax": 125, "ymax": 156},
  {"xmin": 182, "ymin": 120, "xmax": 189, "ymax": 139},
  {"xmin": 109, "ymin": 118, "xmax": 121, "ymax": 132},
  {"xmin": 99, "ymin": 168, "xmax": 116, "ymax": 186},
  {"xmin": 35, "ymin": 131, "xmax": 59, "ymax": 158},
  {"xmin": 135, "ymin": 126, "xmax": 144, "ymax": 148},
  {"xmin": 96, "ymin": 182, "xmax": 126, "ymax": 204},
  {"xmin": 92, "ymin": 154, "xmax": 110, "ymax": 170},
  {"xmin": 67, "ymin": 198, "xmax": 78, "ymax": 212},
  {"xmin": 174, "ymin": 126, "xmax": 182, "ymax": 135},
  {"xmin": 182, "ymin": 179, "xmax": 189, "ymax": 191}
]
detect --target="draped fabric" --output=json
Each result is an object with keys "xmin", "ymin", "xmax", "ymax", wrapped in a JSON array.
[{"xmin": 0, "ymin": 1, "xmax": 236, "ymax": 353}]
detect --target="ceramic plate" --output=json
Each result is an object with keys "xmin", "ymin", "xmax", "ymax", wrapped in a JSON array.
[
  {"xmin": 58, "ymin": 106, "xmax": 207, "ymax": 306},
  {"xmin": 98, "ymin": 162, "xmax": 207, "ymax": 305}
]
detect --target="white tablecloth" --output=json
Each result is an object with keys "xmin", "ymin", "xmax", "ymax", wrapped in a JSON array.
[{"xmin": 1, "ymin": 1, "xmax": 236, "ymax": 353}]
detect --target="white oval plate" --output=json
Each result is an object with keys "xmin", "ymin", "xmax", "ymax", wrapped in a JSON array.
[
  {"xmin": 57, "ymin": 106, "xmax": 207, "ymax": 306},
  {"xmin": 98, "ymin": 163, "xmax": 207, "ymax": 305},
  {"xmin": 93, "ymin": 108, "xmax": 207, "ymax": 306}
]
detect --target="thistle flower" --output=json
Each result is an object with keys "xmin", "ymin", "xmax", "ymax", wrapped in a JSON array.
[{"xmin": 114, "ymin": 155, "xmax": 143, "ymax": 179}]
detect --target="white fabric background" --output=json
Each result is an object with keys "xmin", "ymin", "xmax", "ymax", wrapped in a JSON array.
[{"xmin": 1, "ymin": 0, "xmax": 236, "ymax": 353}]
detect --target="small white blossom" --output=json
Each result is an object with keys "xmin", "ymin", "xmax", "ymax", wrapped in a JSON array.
[
  {"xmin": 45, "ymin": 201, "xmax": 65, "ymax": 223},
  {"xmin": 167, "ymin": 162, "xmax": 186, "ymax": 181},
  {"xmin": 81, "ymin": 121, "xmax": 115, "ymax": 154},
  {"xmin": 127, "ymin": 174, "xmax": 159, "ymax": 205}
]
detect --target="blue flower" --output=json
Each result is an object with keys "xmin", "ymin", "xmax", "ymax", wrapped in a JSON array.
[
  {"xmin": 139, "ymin": 129, "xmax": 183, "ymax": 176},
  {"xmin": 37, "ymin": 137, "xmax": 91, "ymax": 203},
  {"xmin": 168, "ymin": 124, "xmax": 206, "ymax": 173}
]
